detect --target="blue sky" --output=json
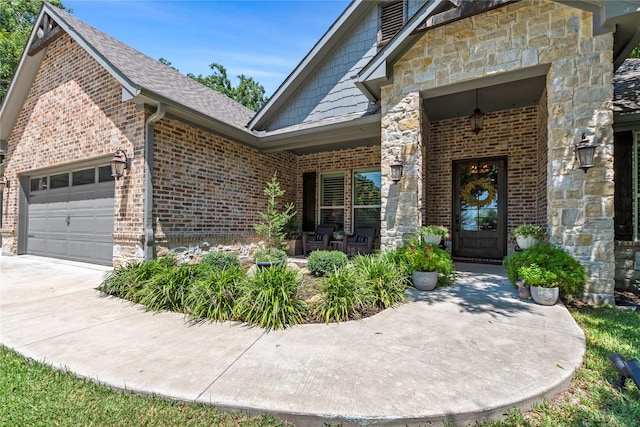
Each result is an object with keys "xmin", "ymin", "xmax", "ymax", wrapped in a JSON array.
[{"xmin": 64, "ymin": 0, "xmax": 351, "ymax": 96}]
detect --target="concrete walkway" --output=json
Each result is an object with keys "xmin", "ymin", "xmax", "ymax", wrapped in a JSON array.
[{"xmin": 0, "ymin": 255, "xmax": 585, "ymax": 426}]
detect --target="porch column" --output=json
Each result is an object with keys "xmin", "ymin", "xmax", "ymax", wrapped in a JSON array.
[
  {"xmin": 547, "ymin": 54, "xmax": 615, "ymax": 305},
  {"xmin": 380, "ymin": 91, "xmax": 423, "ymax": 249}
]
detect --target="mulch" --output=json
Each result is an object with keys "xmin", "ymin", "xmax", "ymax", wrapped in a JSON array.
[{"xmin": 615, "ymin": 288, "xmax": 640, "ymax": 307}]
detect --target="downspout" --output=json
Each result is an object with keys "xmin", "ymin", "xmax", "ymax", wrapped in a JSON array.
[{"xmin": 144, "ymin": 103, "xmax": 166, "ymax": 261}]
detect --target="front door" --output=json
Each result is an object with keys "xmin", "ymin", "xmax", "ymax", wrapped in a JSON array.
[{"xmin": 452, "ymin": 157, "xmax": 507, "ymax": 260}]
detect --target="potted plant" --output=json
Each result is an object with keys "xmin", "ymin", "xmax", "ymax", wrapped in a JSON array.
[
  {"xmin": 503, "ymin": 242, "xmax": 587, "ymax": 305},
  {"xmin": 403, "ymin": 236, "xmax": 455, "ymax": 291},
  {"xmin": 419, "ymin": 225, "xmax": 449, "ymax": 245},
  {"xmin": 253, "ymin": 173, "xmax": 295, "ymax": 266},
  {"xmin": 519, "ymin": 264, "xmax": 559, "ymax": 305},
  {"xmin": 511, "ymin": 224, "xmax": 547, "ymax": 250},
  {"xmin": 333, "ymin": 230, "xmax": 345, "ymax": 240},
  {"xmin": 284, "ymin": 215, "xmax": 303, "ymax": 256}
]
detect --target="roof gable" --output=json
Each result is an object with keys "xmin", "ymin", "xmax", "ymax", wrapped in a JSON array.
[{"xmin": 1, "ymin": 3, "xmax": 257, "ymax": 145}]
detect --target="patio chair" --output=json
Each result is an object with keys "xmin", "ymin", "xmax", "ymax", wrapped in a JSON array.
[
  {"xmin": 345, "ymin": 227, "xmax": 377, "ymax": 257},
  {"xmin": 302, "ymin": 224, "xmax": 336, "ymax": 255}
]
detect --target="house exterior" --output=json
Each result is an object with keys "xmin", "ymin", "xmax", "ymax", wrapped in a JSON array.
[{"xmin": 1, "ymin": 0, "xmax": 639, "ymax": 305}]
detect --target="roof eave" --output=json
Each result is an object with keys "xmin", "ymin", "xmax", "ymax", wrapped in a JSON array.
[{"xmin": 258, "ymin": 113, "xmax": 380, "ymax": 153}]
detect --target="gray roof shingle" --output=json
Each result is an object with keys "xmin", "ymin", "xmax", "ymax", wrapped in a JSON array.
[
  {"xmin": 46, "ymin": 5, "xmax": 255, "ymax": 131},
  {"xmin": 614, "ymin": 59, "xmax": 640, "ymax": 117}
]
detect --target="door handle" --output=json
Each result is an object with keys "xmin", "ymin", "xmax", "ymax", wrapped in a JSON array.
[{"xmin": 66, "ymin": 216, "xmax": 71, "ymax": 226}]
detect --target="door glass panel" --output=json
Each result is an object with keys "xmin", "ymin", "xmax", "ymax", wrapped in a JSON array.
[
  {"xmin": 49, "ymin": 172, "xmax": 69, "ymax": 189},
  {"xmin": 459, "ymin": 163, "xmax": 498, "ymax": 231},
  {"xmin": 72, "ymin": 168, "xmax": 95, "ymax": 186},
  {"xmin": 30, "ymin": 177, "xmax": 48, "ymax": 192},
  {"xmin": 98, "ymin": 165, "xmax": 115, "ymax": 182}
]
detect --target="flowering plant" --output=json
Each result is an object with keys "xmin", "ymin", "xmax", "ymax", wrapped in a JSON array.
[
  {"xmin": 403, "ymin": 237, "xmax": 454, "ymax": 277},
  {"xmin": 419, "ymin": 225, "xmax": 449, "ymax": 240},
  {"xmin": 510, "ymin": 225, "xmax": 547, "ymax": 240}
]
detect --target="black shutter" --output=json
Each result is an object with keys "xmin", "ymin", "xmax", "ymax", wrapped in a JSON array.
[{"xmin": 302, "ymin": 172, "xmax": 316, "ymax": 232}]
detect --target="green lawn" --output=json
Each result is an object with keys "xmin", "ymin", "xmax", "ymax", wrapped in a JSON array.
[{"xmin": 2, "ymin": 306, "xmax": 639, "ymax": 426}]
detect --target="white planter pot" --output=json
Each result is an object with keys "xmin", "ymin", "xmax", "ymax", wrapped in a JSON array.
[
  {"xmin": 412, "ymin": 271, "xmax": 438, "ymax": 291},
  {"xmin": 530, "ymin": 285, "xmax": 559, "ymax": 305},
  {"xmin": 422, "ymin": 234, "xmax": 442, "ymax": 245},
  {"xmin": 515, "ymin": 236, "xmax": 539, "ymax": 250}
]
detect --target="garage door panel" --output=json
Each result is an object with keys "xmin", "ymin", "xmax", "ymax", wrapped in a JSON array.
[{"xmin": 27, "ymin": 175, "xmax": 114, "ymax": 266}]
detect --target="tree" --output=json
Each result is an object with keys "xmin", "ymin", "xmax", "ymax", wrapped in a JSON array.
[
  {"xmin": 630, "ymin": 44, "xmax": 640, "ymax": 59},
  {"xmin": 186, "ymin": 62, "xmax": 268, "ymax": 112},
  {"xmin": 0, "ymin": 0, "xmax": 68, "ymax": 102}
]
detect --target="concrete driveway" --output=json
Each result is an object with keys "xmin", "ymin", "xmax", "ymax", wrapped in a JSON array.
[{"xmin": 0, "ymin": 255, "xmax": 585, "ymax": 426}]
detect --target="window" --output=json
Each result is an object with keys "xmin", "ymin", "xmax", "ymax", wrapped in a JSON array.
[
  {"xmin": 49, "ymin": 172, "xmax": 69, "ymax": 189},
  {"xmin": 615, "ymin": 130, "xmax": 640, "ymax": 241},
  {"xmin": 353, "ymin": 170, "xmax": 381, "ymax": 229},
  {"xmin": 379, "ymin": 0, "xmax": 406, "ymax": 47},
  {"xmin": 72, "ymin": 168, "xmax": 95, "ymax": 186},
  {"xmin": 98, "ymin": 165, "xmax": 115, "ymax": 183},
  {"xmin": 30, "ymin": 177, "xmax": 48, "ymax": 192},
  {"xmin": 320, "ymin": 173, "xmax": 344, "ymax": 229}
]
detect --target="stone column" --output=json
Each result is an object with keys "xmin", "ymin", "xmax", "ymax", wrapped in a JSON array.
[
  {"xmin": 547, "ymin": 54, "xmax": 615, "ymax": 305},
  {"xmin": 380, "ymin": 91, "xmax": 423, "ymax": 249}
]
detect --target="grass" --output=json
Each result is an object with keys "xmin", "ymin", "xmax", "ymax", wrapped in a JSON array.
[
  {"xmin": 0, "ymin": 345, "xmax": 290, "ymax": 426},
  {"xmin": 2, "ymin": 298, "xmax": 639, "ymax": 426}
]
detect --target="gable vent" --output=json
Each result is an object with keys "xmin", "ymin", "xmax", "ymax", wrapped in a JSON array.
[{"xmin": 379, "ymin": 0, "xmax": 406, "ymax": 47}]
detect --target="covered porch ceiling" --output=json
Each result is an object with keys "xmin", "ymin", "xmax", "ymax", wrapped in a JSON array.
[{"xmin": 423, "ymin": 71, "xmax": 548, "ymax": 122}]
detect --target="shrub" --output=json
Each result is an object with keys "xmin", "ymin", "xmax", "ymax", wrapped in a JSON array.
[
  {"xmin": 307, "ymin": 250, "xmax": 348, "ymax": 277},
  {"xmin": 234, "ymin": 264, "xmax": 306, "ymax": 330},
  {"xmin": 136, "ymin": 264, "xmax": 205, "ymax": 312},
  {"xmin": 98, "ymin": 256, "xmax": 177, "ymax": 302},
  {"xmin": 351, "ymin": 254, "xmax": 407, "ymax": 308},
  {"xmin": 314, "ymin": 266, "xmax": 370, "ymax": 323},
  {"xmin": 253, "ymin": 248, "xmax": 287, "ymax": 262},
  {"xmin": 401, "ymin": 237, "xmax": 455, "ymax": 286},
  {"xmin": 186, "ymin": 266, "xmax": 245, "ymax": 322},
  {"xmin": 253, "ymin": 173, "xmax": 295, "ymax": 250},
  {"xmin": 200, "ymin": 251, "xmax": 241, "ymax": 271},
  {"xmin": 503, "ymin": 242, "xmax": 587, "ymax": 295}
]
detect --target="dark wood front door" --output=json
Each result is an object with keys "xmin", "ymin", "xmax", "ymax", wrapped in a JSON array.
[{"xmin": 452, "ymin": 157, "xmax": 507, "ymax": 260}]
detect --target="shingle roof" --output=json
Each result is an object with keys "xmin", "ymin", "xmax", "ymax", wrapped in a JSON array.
[
  {"xmin": 614, "ymin": 59, "xmax": 640, "ymax": 117},
  {"xmin": 46, "ymin": 5, "xmax": 255, "ymax": 131}
]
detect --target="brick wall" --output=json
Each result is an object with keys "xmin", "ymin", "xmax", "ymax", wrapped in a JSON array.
[
  {"xmin": 426, "ymin": 106, "xmax": 543, "ymax": 242},
  {"xmin": 152, "ymin": 117, "xmax": 297, "ymax": 247},
  {"xmin": 1, "ymin": 33, "xmax": 144, "ymax": 254},
  {"xmin": 297, "ymin": 145, "xmax": 380, "ymax": 233}
]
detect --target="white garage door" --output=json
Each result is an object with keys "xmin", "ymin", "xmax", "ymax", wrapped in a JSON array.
[{"xmin": 27, "ymin": 165, "xmax": 115, "ymax": 265}]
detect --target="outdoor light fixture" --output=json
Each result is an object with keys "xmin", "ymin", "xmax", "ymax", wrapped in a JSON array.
[
  {"xmin": 575, "ymin": 133, "xmax": 596, "ymax": 173},
  {"xmin": 390, "ymin": 156, "xmax": 403, "ymax": 184},
  {"xmin": 110, "ymin": 150, "xmax": 129, "ymax": 179},
  {"xmin": 0, "ymin": 176, "xmax": 9, "ymax": 189},
  {"xmin": 469, "ymin": 89, "xmax": 485, "ymax": 134}
]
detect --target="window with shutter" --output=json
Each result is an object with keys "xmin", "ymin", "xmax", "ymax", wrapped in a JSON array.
[
  {"xmin": 320, "ymin": 173, "xmax": 344, "ymax": 229},
  {"xmin": 379, "ymin": 0, "xmax": 406, "ymax": 47},
  {"xmin": 353, "ymin": 170, "xmax": 381, "ymax": 229}
]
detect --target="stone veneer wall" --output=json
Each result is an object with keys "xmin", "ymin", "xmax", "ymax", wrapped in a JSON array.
[
  {"xmin": 0, "ymin": 33, "xmax": 145, "ymax": 258},
  {"xmin": 380, "ymin": 0, "xmax": 615, "ymax": 302},
  {"xmin": 297, "ymin": 145, "xmax": 380, "ymax": 234},
  {"xmin": 426, "ymin": 105, "xmax": 543, "ymax": 251}
]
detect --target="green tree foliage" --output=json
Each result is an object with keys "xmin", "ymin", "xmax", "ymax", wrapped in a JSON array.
[
  {"xmin": 0, "ymin": 0, "xmax": 68, "ymax": 102},
  {"xmin": 187, "ymin": 62, "xmax": 268, "ymax": 112},
  {"xmin": 630, "ymin": 44, "xmax": 640, "ymax": 59}
]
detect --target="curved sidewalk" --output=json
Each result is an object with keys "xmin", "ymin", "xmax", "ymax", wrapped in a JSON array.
[{"xmin": 0, "ymin": 255, "xmax": 585, "ymax": 426}]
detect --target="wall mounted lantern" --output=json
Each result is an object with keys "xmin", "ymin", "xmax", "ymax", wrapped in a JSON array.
[
  {"xmin": 0, "ymin": 176, "xmax": 9, "ymax": 190},
  {"xmin": 469, "ymin": 89, "xmax": 485, "ymax": 134},
  {"xmin": 110, "ymin": 150, "xmax": 130, "ymax": 179},
  {"xmin": 390, "ymin": 156, "xmax": 403, "ymax": 184},
  {"xmin": 575, "ymin": 133, "xmax": 596, "ymax": 173}
]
